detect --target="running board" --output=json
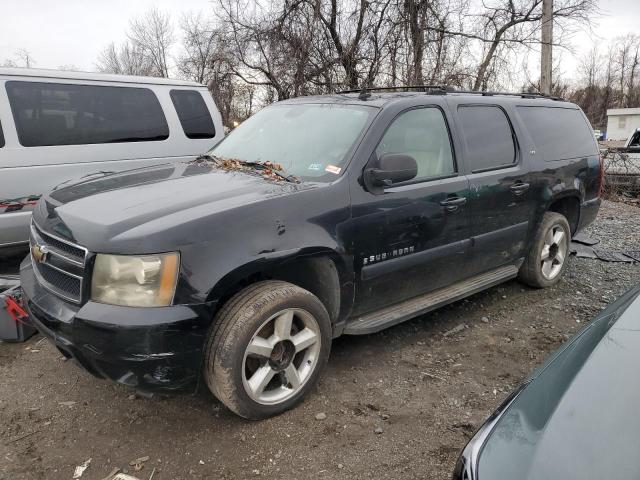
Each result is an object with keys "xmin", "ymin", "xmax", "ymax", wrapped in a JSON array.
[{"xmin": 343, "ymin": 265, "xmax": 518, "ymax": 335}]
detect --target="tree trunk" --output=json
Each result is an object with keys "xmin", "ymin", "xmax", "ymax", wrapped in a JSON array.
[
  {"xmin": 406, "ymin": 0, "xmax": 424, "ymax": 84},
  {"xmin": 473, "ymin": 38, "xmax": 500, "ymax": 91}
]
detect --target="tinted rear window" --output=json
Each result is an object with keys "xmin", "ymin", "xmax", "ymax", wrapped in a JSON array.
[
  {"xmin": 170, "ymin": 90, "xmax": 215, "ymax": 139},
  {"xmin": 517, "ymin": 106, "xmax": 597, "ymax": 160},
  {"xmin": 6, "ymin": 81, "xmax": 169, "ymax": 147},
  {"xmin": 457, "ymin": 105, "xmax": 516, "ymax": 171},
  {"xmin": 0, "ymin": 120, "xmax": 4, "ymax": 148}
]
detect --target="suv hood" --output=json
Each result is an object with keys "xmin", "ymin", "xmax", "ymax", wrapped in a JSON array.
[
  {"xmin": 39, "ymin": 162, "xmax": 312, "ymax": 249},
  {"xmin": 475, "ymin": 285, "xmax": 640, "ymax": 480}
]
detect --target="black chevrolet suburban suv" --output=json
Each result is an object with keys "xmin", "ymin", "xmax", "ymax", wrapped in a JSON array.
[{"xmin": 20, "ymin": 87, "xmax": 602, "ymax": 419}]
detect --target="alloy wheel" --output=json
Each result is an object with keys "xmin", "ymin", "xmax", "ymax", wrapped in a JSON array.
[
  {"xmin": 540, "ymin": 225, "xmax": 568, "ymax": 280},
  {"xmin": 242, "ymin": 308, "xmax": 321, "ymax": 405}
]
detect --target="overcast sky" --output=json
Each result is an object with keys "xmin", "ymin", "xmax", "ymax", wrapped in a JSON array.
[{"xmin": 1, "ymin": 0, "xmax": 639, "ymax": 82}]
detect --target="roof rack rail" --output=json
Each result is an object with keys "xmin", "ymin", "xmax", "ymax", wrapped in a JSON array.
[
  {"xmin": 451, "ymin": 89, "xmax": 566, "ymax": 101},
  {"xmin": 337, "ymin": 85, "xmax": 451, "ymax": 95},
  {"xmin": 336, "ymin": 85, "xmax": 566, "ymax": 101}
]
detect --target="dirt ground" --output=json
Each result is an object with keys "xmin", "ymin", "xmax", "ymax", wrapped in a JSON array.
[{"xmin": 1, "ymin": 199, "xmax": 639, "ymax": 480}]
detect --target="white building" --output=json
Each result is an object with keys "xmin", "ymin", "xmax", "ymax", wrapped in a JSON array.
[{"xmin": 606, "ymin": 108, "xmax": 640, "ymax": 140}]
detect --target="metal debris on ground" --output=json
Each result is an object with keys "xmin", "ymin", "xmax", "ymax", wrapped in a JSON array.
[
  {"xmin": 443, "ymin": 324, "xmax": 467, "ymax": 337},
  {"xmin": 73, "ymin": 458, "xmax": 92, "ymax": 479},
  {"xmin": 111, "ymin": 474, "xmax": 142, "ymax": 480},
  {"xmin": 593, "ymin": 249, "xmax": 635, "ymax": 263},
  {"xmin": 624, "ymin": 250, "xmax": 640, "ymax": 262},
  {"xmin": 572, "ymin": 233, "xmax": 600, "ymax": 246},
  {"xmin": 129, "ymin": 456, "xmax": 150, "ymax": 471},
  {"xmin": 100, "ymin": 468, "xmax": 121, "ymax": 480},
  {"xmin": 569, "ymin": 236, "xmax": 640, "ymax": 263},
  {"xmin": 569, "ymin": 242, "xmax": 598, "ymax": 259}
]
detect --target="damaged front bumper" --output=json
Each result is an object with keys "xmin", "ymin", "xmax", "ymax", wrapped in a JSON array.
[{"xmin": 20, "ymin": 258, "xmax": 217, "ymax": 394}]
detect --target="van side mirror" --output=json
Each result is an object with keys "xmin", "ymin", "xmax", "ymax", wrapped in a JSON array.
[{"xmin": 365, "ymin": 154, "xmax": 418, "ymax": 189}]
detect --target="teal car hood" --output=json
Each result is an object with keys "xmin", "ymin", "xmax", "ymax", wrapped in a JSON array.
[{"xmin": 476, "ymin": 284, "xmax": 640, "ymax": 480}]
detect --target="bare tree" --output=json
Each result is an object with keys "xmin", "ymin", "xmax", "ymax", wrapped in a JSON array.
[
  {"xmin": 1, "ymin": 59, "xmax": 18, "ymax": 68},
  {"xmin": 612, "ymin": 35, "xmax": 640, "ymax": 108},
  {"xmin": 2, "ymin": 48, "xmax": 35, "ymax": 68},
  {"xmin": 217, "ymin": 0, "xmax": 336, "ymax": 99},
  {"xmin": 93, "ymin": 0, "xmax": 628, "ymax": 124},
  {"xmin": 15, "ymin": 49, "xmax": 35, "ymax": 68},
  {"xmin": 178, "ymin": 12, "xmax": 219, "ymax": 84},
  {"xmin": 470, "ymin": 0, "xmax": 596, "ymax": 90},
  {"xmin": 128, "ymin": 7, "xmax": 174, "ymax": 77},
  {"xmin": 96, "ymin": 41, "xmax": 155, "ymax": 76},
  {"xmin": 178, "ymin": 12, "xmax": 242, "ymax": 125}
]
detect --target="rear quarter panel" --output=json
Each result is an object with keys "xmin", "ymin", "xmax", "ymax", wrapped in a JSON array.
[{"xmin": 512, "ymin": 103, "xmax": 601, "ymax": 235}]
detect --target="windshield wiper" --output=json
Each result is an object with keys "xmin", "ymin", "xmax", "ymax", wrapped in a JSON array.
[
  {"xmin": 192, "ymin": 155, "xmax": 299, "ymax": 183},
  {"xmin": 192, "ymin": 153, "xmax": 223, "ymax": 165},
  {"xmin": 240, "ymin": 160, "xmax": 299, "ymax": 183}
]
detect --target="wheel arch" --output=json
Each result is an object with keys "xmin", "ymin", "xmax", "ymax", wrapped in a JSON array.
[
  {"xmin": 206, "ymin": 247, "xmax": 354, "ymax": 326},
  {"xmin": 546, "ymin": 193, "xmax": 581, "ymax": 235}
]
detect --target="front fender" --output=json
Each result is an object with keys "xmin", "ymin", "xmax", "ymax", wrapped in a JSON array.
[{"xmin": 173, "ymin": 180, "xmax": 353, "ymax": 309}]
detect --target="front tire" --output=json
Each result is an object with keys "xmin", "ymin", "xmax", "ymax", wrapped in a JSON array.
[
  {"xmin": 518, "ymin": 212, "xmax": 571, "ymax": 288},
  {"xmin": 204, "ymin": 281, "xmax": 332, "ymax": 420}
]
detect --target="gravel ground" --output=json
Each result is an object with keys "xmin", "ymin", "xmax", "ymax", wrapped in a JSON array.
[{"xmin": 1, "ymin": 199, "xmax": 639, "ymax": 480}]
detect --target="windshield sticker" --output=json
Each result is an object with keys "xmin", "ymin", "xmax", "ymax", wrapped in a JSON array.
[
  {"xmin": 325, "ymin": 165, "xmax": 342, "ymax": 175},
  {"xmin": 308, "ymin": 163, "xmax": 322, "ymax": 171}
]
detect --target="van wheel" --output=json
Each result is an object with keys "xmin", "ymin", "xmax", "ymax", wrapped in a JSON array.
[
  {"xmin": 518, "ymin": 212, "xmax": 571, "ymax": 288},
  {"xmin": 204, "ymin": 281, "xmax": 332, "ymax": 420}
]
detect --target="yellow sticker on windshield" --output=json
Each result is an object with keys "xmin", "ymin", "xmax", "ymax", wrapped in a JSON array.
[{"xmin": 325, "ymin": 165, "xmax": 341, "ymax": 175}]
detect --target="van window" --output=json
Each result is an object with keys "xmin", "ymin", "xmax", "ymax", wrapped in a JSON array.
[
  {"xmin": 457, "ymin": 105, "xmax": 516, "ymax": 171},
  {"xmin": 6, "ymin": 81, "xmax": 169, "ymax": 147},
  {"xmin": 170, "ymin": 90, "xmax": 215, "ymax": 139},
  {"xmin": 375, "ymin": 107, "xmax": 455, "ymax": 181},
  {"xmin": 0, "ymin": 120, "xmax": 4, "ymax": 148},
  {"xmin": 517, "ymin": 106, "xmax": 597, "ymax": 160}
]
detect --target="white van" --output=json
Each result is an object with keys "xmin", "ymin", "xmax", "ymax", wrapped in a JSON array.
[{"xmin": 0, "ymin": 68, "xmax": 224, "ymax": 253}]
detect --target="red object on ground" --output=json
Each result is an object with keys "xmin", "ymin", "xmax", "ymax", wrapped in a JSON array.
[{"xmin": 4, "ymin": 295, "xmax": 29, "ymax": 324}]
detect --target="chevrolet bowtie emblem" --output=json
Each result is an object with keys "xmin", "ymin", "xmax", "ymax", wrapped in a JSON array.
[{"xmin": 31, "ymin": 244, "xmax": 49, "ymax": 263}]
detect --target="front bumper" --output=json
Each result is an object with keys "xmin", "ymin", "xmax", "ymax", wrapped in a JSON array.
[{"xmin": 20, "ymin": 258, "xmax": 216, "ymax": 394}]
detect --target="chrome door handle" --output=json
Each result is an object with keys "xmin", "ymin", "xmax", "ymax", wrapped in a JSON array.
[
  {"xmin": 510, "ymin": 182, "xmax": 530, "ymax": 195},
  {"xmin": 440, "ymin": 197, "xmax": 467, "ymax": 212}
]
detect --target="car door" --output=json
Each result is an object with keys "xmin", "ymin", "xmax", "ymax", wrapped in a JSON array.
[
  {"xmin": 349, "ymin": 105, "xmax": 471, "ymax": 316},
  {"xmin": 453, "ymin": 103, "xmax": 532, "ymax": 275}
]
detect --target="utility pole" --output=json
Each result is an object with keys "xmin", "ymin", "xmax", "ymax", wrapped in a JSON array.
[{"xmin": 541, "ymin": 0, "xmax": 553, "ymax": 94}]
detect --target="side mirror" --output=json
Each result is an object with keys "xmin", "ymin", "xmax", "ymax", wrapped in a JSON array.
[{"xmin": 365, "ymin": 154, "xmax": 418, "ymax": 188}]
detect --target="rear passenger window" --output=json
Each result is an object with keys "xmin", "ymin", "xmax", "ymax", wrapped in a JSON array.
[
  {"xmin": 457, "ymin": 106, "xmax": 516, "ymax": 171},
  {"xmin": 0, "ymin": 120, "xmax": 4, "ymax": 148},
  {"xmin": 6, "ymin": 81, "xmax": 169, "ymax": 147},
  {"xmin": 517, "ymin": 106, "xmax": 598, "ymax": 160},
  {"xmin": 170, "ymin": 90, "xmax": 215, "ymax": 139},
  {"xmin": 375, "ymin": 107, "xmax": 455, "ymax": 182}
]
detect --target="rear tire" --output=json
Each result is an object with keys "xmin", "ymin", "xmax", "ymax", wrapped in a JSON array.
[
  {"xmin": 518, "ymin": 212, "xmax": 571, "ymax": 288},
  {"xmin": 203, "ymin": 280, "xmax": 332, "ymax": 420}
]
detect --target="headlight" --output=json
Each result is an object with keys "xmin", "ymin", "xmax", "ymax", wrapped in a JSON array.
[{"xmin": 91, "ymin": 252, "xmax": 179, "ymax": 307}]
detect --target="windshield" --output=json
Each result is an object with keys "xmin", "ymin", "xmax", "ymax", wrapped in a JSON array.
[{"xmin": 209, "ymin": 103, "xmax": 376, "ymax": 182}]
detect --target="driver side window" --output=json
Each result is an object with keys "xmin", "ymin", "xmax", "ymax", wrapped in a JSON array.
[{"xmin": 376, "ymin": 107, "xmax": 455, "ymax": 182}]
